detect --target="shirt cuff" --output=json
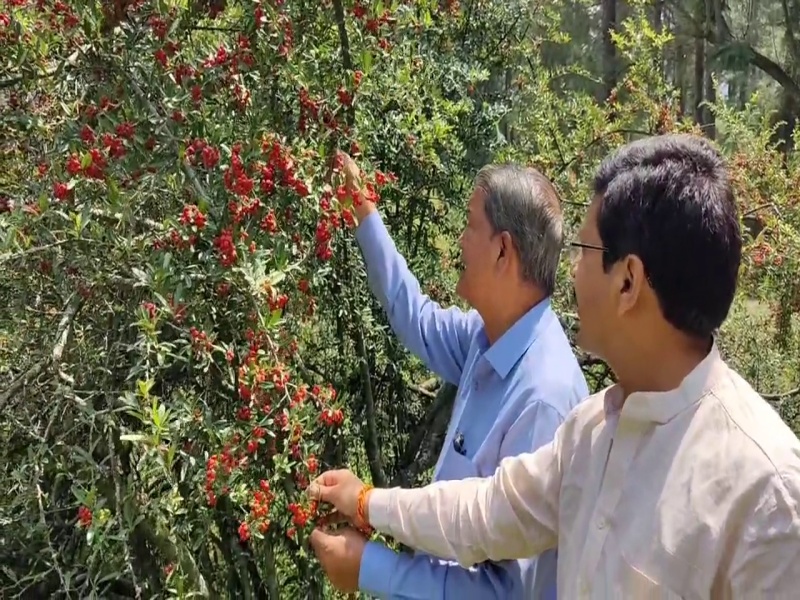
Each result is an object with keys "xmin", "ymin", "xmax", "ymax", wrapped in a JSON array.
[
  {"xmin": 358, "ymin": 541, "xmax": 401, "ymax": 598},
  {"xmin": 354, "ymin": 209, "xmax": 391, "ymax": 255}
]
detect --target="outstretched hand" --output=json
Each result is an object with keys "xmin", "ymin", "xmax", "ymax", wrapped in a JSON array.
[
  {"xmin": 325, "ymin": 150, "xmax": 362, "ymax": 207},
  {"xmin": 307, "ymin": 469, "xmax": 367, "ymax": 526}
]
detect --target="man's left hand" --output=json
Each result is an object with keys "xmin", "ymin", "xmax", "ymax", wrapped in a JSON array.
[{"xmin": 309, "ymin": 526, "xmax": 368, "ymax": 593}]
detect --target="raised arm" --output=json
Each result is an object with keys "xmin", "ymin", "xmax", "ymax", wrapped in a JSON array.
[
  {"xmin": 341, "ymin": 153, "xmax": 480, "ymax": 385},
  {"xmin": 355, "ymin": 209, "xmax": 479, "ymax": 385},
  {"xmin": 365, "ymin": 427, "xmax": 564, "ymax": 568}
]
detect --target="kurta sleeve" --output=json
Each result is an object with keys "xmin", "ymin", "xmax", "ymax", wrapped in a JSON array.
[{"xmin": 368, "ymin": 421, "xmax": 565, "ymax": 567}]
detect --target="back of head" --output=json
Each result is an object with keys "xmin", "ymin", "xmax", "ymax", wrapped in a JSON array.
[
  {"xmin": 475, "ymin": 164, "xmax": 564, "ymax": 296},
  {"xmin": 593, "ymin": 134, "xmax": 742, "ymax": 338}
]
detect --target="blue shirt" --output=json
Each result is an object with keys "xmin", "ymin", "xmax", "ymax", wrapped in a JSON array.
[{"xmin": 354, "ymin": 212, "xmax": 589, "ymax": 600}]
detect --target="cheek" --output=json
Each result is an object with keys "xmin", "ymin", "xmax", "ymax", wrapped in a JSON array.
[
  {"xmin": 461, "ymin": 233, "xmax": 479, "ymax": 261},
  {"xmin": 574, "ymin": 265, "xmax": 602, "ymax": 314}
]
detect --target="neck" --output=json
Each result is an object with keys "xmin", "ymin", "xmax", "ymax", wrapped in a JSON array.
[
  {"xmin": 480, "ymin": 287, "xmax": 547, "ymax": 345},
  {"xmin": 611, "ymin": 331, "xmax": 713, "ymax": 398}
]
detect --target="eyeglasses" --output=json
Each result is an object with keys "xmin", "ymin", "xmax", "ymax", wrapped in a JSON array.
[{"xmin": 567, "ymin": 241, "xmax": 607, "ymax": 264}]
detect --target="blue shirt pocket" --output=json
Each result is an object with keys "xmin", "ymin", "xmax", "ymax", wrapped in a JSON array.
[{"xmin": 436, "ymin": 449, "xmax": 478, "ymax": 482}]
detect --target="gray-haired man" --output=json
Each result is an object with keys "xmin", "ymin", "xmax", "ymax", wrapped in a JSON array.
[{"xmin": 311, "ymin": 153, "xmax": 588, "ymax": 599}]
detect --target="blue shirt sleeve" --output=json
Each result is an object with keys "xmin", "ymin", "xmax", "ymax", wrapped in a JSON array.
[
  {"xmin": 359, "ymin": 541, "xmax": 523, "ymax": 599},
  {"xmin": 355, "ymin": 211, "xmax": 480, "ymax": 385},
  {"xmin": 358, "ymin": 400, "xmax": 566, "ymax": 600}
]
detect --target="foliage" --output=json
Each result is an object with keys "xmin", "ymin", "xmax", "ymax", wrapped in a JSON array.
[{"xmin": 1, "ymin": 1, "xmax": 799, "ymax": 599}]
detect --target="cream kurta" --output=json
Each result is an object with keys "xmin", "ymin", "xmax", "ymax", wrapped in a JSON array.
[{"xmin": 369, "ymin": 346, "xmax": 800, "ymax": 598}]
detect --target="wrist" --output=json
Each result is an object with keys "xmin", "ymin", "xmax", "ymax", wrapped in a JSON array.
[
  {"xmin": 363, "ymin": 487, "xmax": 372, "ymax": 525},
  {"xmin": 352, "ymin": 189, "xmax": 377, "ymax": 223},
  {"xmin": 356, "ymin": 484, "xmax": 374, "ymax": 534}
]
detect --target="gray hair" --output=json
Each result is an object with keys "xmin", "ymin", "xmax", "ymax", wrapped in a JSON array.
[{"xmin": 474, "ymin": 164, "xmax": 563, "ymax": 295}]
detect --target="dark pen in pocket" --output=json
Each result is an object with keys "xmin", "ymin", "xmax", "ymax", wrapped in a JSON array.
[{"xmin": 453, "ymin": 431, "xmax": 467, "ymax": 456}]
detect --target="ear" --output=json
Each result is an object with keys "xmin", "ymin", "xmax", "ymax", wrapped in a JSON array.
[
  {"xmin": 496, "ymin": 231, "xmax": 514, "ymax": 267},
  {"xmin": 616, "ymin": 254, "xmax": 647, "ymax": 316}
]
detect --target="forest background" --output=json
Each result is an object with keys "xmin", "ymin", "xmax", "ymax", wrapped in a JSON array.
[{"xmin": 1, "ymin": 0, "xmax": 799, "ymax": 597}]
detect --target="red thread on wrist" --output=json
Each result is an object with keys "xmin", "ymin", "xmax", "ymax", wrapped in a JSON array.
[{"xmin": 356, "ymin": 484, "xmax": 374, "ymax": 535}]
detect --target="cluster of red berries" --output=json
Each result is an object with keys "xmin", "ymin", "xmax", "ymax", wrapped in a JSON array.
[{"xmin": 77, "ymin": 505, "xmax": 92, "ymax": 527}]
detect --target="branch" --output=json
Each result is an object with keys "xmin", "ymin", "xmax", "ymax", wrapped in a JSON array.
[
  {"xmin": 392, "ymin": 382, "xmax": 458, "ymax": 486},
  {"xmin": 331, "ymin": 0, "xmax": 356, "ymax": 134},
  {"xmin": 331, "ymin": 0, "xmax": 354, "ymax": 72},
  {"xmin": 0, "ymin": 240, "xmax": 73, "ymax": 264},
  {"xmin": 780, "ymin": 0, "xmax": 800, "ymax": 65},
  {"xmin": 416, "ymin": 377, "xmax": 439, "ymax": 391},
  {"xmin": 670, "ymin": 0, "xmax": 800, "ymax": 101},
  {"xmin": 407, "ymin": 382, "xmax": 437, "ymax": 399},
  {"xmin": 555, "ymin": 128, "xmax": 651, "ymax": 176},
  {"xmin": 761, "ymin": 386, "xmax": 800, "ymax": 401},
  {"xmin": 0, "ymin": 293, "xmax": 82, "ymax": 410},
  {"xmin": 354, "ymin": 326, "xmax": 388, "ymax": 488},
  {"xmin": 34, "ymin": 465, "xmax": 68, "ymax": 592},
  {"xmin": 0, "ymin": 45, "xmax": 83, "ymax": 89},
  {"xmin": 742, "ymin": 203, "xmax": 779, "ymax": 218}
]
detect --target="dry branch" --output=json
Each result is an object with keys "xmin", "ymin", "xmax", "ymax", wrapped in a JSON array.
[{"xmin": 0, "ymin": 294, "xmax": 82, "ymax": 410}]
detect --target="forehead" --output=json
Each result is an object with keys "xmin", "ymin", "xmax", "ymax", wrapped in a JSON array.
[
  {"xmin": 467, "ymin": 187, "xmax": 488, "ymax": 217},
  {"xmin": 580, "ymin": 194, "xmax": 602, "ymax": 232}
]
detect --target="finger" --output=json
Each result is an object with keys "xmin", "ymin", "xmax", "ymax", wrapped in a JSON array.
[
  {"xmin": 308, "ymin": 469, "xmax": 350, "ymax": 502},
  {"xmin": 307, "ymin": 481, "xmax": 332, "ymax": 504},
  {"xmin": 309, "ymin": 527, "xmax": 328, "ymax": 553}
]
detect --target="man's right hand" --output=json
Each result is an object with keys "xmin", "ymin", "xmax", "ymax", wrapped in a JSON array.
[
  {"xmin": 331, "ymin": 150, "xmax": 376, "ymax": 223},
  {"xmin": 308, "ymin": 469, "xmax": 370, "ymax": 527},
  {"xmin": 336, "ymin": 150, "xmax": 362, "ymax": 193}
]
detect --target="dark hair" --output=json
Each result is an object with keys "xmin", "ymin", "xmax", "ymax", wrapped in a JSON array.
[{"xmin": 593, "ymin": 134, "xmax": 742, "ymax": 338}]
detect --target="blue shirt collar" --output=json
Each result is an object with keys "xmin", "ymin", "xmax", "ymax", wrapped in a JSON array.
[{"xmin": 480, "ymin": 297, "xmax": 556, "ymax": 379}]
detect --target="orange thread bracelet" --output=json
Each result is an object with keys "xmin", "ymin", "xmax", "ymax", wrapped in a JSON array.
[{"xmin": 356, "ymin": 484, "xmax": 374, "ymax": 534}]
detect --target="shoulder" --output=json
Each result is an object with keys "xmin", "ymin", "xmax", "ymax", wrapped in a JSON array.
[
  {"xmin": 511, "ymin": 329, "xmax": 590, "ymax": 416},
  {"xmin": 702, "ymin": 366, "xmax": 800, "ymax": 490}
]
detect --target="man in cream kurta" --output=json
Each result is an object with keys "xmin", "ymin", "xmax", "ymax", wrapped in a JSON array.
[
  {"xmin": 309, "ymin": 135, "xmax": 800, "ymax": 598},
  {"xmin": 366, "ymin": 342, "xmax": 800, "ymax": 597}
]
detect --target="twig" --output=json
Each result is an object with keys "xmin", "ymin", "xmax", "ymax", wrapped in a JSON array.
[
  {"xmin": 354, "ymin": 326, "xmax": 387, "ymax": 488},
  {"xmin": 407, "ymin": 383, "xmax": 436, "ymax": 399},
  {"xmin": 34, "ymin": 465, "xmax": 68, "ymax": 592},
  {"xmin": 0, "ymin": 294, "xmax": 82, "ymax": 410},
  {"xmin": 0, "ymin": 240, "xmax": 73, "ymax": 264},
  {"xmin": 107, "ymin": 426, "xmax": 142, "ymax": 599},
  {"xmin": 0, "ymin": 46, "xmax": 83, "ymax": 89},
  {"xmin": 90, "ymin": 207, "xmax": 163, "ymax": 231},
  {"xmin": 762, "ymin": 386, "xmax": 800, "ymax": 401},
  {"xmin": 742, "ymin": 203, "xmax": 780, "ymax": 218}
]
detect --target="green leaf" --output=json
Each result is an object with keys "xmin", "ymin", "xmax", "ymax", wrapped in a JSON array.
[
  {"xmin": 137, "ymin": 379, "xmax": 154, "ymax": 399},
  {"xmin": 362, "ymin": 50, "xmax": 373, "ymax": 74}
]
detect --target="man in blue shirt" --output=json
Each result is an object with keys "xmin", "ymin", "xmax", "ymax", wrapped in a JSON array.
[{"xmin": 310, "ymin": 152, "xmax": 589, "ymax": 599}]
